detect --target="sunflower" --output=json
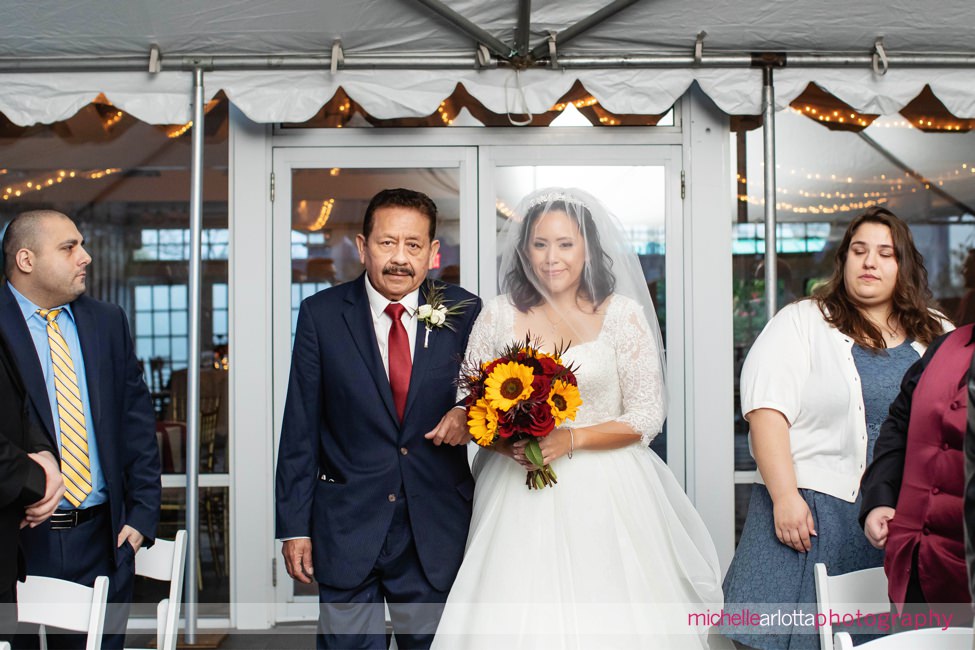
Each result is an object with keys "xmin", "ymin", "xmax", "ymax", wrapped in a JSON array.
[
  {"xmin": 484, "ymin": 361, "xmax": 535, "ymax": 411},
  {"xmin": 467, "ymin": 398, "xmax": 499, "ymax": 447},
  {"xmin": 548, "ymin": 380, "xmax": 582, "ymax": 426}
]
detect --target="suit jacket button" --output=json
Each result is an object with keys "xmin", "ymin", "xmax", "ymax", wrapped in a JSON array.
[
  {"xmin": 388, "ymin": 494, "xmax": 397, "ymax": 502},
  {"xmin": 400, "ymin": 447, "xmax": 408, "ymax": 456}
]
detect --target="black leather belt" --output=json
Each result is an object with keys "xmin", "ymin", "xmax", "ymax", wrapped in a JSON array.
[{"xmin": 49, "ymin": 504, "xmax": 107, "ymax": 530}]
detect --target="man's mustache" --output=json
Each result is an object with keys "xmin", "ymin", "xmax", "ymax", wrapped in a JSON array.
[{"xmin": 383, "ymin": 264, "xmax": 414, "ymax": 277}]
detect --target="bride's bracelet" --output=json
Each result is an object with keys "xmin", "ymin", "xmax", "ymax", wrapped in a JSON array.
[{"xmin": 566, "ymin": 427, "xmax": 574, "ymax": 459}]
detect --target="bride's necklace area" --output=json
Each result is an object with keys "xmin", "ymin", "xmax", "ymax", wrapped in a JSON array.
[{"xmin": 540, "ymin": 305, "xmax": 565, "ymax": 331}]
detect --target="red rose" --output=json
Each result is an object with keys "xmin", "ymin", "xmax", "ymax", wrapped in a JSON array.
[
  {"xmin": 531, "ymin": 372, "xmax": 552, "ymax": 397},
  {"xmin": 526, "ymin": 401, "xmax": 556, "ymax": 437},
  {"xmin": 496, "ymin": 409, "xmax": 517, "ymax": 439},
  {"xmin": 537, "ymin": 356, "xmax": 560, "ymax": 377}
]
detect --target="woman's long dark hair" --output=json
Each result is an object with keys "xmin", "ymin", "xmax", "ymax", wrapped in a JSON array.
[
  {"xmin": 813, "ymin": 206, "xmax": 946, "ymax": 348},
  {"xmin": 504, "ymin": 199, "xmax": 616, "ymax": 313}
]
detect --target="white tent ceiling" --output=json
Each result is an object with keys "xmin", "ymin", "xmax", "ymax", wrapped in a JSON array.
[{"xmin": 2, "ymin": 0, "xmax": 975, "ymax": 125}]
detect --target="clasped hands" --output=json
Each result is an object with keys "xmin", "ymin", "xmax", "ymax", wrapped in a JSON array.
[{"xmin": 509, "ymin": 428, "xmax": 573, "ymax": 468}]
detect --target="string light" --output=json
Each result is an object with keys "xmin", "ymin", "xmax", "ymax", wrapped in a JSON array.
[
  {"xmin": 436, "ymin": 101, "xmax": 454, "ymax": 126},
  {"xmin": 308, "ymin": 199, "xmax": 335, "ymax": 231},
  {"xmin": 496, "ymin": 200, "xmax": 515, "ymax": 219},
  {"xmin": 167, "ymin": 121, "xmax": 193, "ymax": 139},
  {"xmin": 102, "ymin": 110, "xmax": 124, "ymax": 130},
  {"xmin": 737, "ymin": 194, "xmax": 888, "ymax": 215},
  {"xmin": 1, "ymin": 168, "xmax": 120, "ymax": 201}
]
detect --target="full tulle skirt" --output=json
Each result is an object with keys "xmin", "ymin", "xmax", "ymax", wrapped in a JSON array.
[{"xmin": 432, "ymin": 443, "xmax": 724, "ymax": 649}]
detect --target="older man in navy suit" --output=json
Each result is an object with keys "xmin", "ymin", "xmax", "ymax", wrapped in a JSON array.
[
  {"xmin": 276, "ymin": 188, "xmax": 480, "ymax": 649},
  {"xmin": 1, "ymin": 210, "xmax": 160, "ymax": 649}
]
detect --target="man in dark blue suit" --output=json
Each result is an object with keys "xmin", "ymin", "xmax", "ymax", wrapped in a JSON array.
[
  {"xmin": 1, "ymin": 210, "xmax": 160, "ymax": 649},
  {"xmin": 0, "ymin": 325, "xmax": 64, "ymax": 643},
  {"xmin": 276, "ymin": 188, "xmax": 481, "ymax": 649}
]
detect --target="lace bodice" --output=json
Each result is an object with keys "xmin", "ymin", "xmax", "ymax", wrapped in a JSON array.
[{"xmin": 463, "ymin": 294, "xmax": 666, "ymax": 445}]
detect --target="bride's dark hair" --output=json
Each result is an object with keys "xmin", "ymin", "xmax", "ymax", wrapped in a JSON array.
[{"xmin": 504, "ymin": 199, "xmax": 616, "ymax": 312}]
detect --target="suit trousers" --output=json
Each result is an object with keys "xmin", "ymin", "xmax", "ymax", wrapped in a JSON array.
[
  {"xmin": 18, "ymin": 507, "xmax": 135, "ymax": 650},
  {"xmin": 316, "ymin": 495, "xmax": 449, "ymax": 650},
  {"xmin": 0, "ymin": 584, "xmax": 15, "ymax": 644}
]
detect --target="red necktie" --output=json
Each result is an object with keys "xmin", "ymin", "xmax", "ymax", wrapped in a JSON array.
[{"xmin": 384, "ymin": 302, "xmax": 412, "ymax": 421}]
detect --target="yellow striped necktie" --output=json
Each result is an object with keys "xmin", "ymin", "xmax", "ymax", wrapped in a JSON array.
[{"xmin": 38, "ymin": 308, "xmax": 91, "ymax": 507}]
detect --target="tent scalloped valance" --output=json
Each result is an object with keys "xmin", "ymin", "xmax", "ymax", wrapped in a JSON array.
[{"xmin": 2, "ymin": 67, "xmax": 975, "ymax": 128}]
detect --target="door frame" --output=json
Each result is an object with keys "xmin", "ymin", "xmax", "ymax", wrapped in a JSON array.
[{"xmin": 228, "ymin": 107, "xmax": 735, "ymax": 628}]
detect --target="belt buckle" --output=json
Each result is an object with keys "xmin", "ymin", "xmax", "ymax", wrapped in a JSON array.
[{"xmin": 49, "ymin": 510, "xmax": 79, "ymax": 530}]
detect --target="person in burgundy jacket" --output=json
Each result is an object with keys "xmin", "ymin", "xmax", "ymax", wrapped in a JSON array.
[
  {"xmin": 861, "ymin": 322, "xmax": 975, "ymax": 629},
  {"xmin": 965, "ymin": 330, "xmax": 975, "ymax": 622}
]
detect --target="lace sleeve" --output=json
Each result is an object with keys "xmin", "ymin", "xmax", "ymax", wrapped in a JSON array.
[
  {"xmin": 456, "ymin": 295, "xmax": 506, "ymax": 402},
  {"xmin": 613, "ymin": 296, "xmax": 666, "ymax": 445}
]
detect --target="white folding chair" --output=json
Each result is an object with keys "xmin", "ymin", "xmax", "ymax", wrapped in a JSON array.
[
  {"xmin": 835, "ymin": 626, "xmax": 975, "ymax": 649},
  {"xmin": 814, "ymin": 562, "xmax": 889, "ymax": 650},
  {"xmin": 127, "ymin": 530, "xmax": 187, "ymax": 650},
  {"xmin": 17, "ymin": 574, "xmax": 109, "ymax": 650}
]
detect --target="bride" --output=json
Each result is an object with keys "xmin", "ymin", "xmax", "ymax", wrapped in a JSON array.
[{"xmin": 433, "ymin": 188, "xmax": 724, "ymax": 648}]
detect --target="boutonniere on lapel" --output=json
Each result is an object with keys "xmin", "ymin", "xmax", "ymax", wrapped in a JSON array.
[{"xmin": 413, "ymin": 279, "xmax": 475, "ymax": 349}]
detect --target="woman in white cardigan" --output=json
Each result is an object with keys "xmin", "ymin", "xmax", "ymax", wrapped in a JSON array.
[{"xmin": 721, "ymin": 207, "xmax": 950, "ymax": 650}]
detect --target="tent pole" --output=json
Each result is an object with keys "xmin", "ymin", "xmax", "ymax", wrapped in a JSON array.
[
  {"xmin": 762, "ymin": 66, "xmax": 778, "ymax": 320},
  {"xmin": 408, "ymin": 0, "xmax": 515, "ymax": 59},
  {"xmin": 529, "ymin": 0, "xmax": 642, "ymax": 61},
  {"xmin": 184, "ymin": 65, "xmax": 205, "ymax": 644},
  {"xmin": 515, "ymin": 0, "xmax": 532, "ymax": 56},
  {"xmin": 5, "ymin": 51, "xmax": 975, "ymax": 72}
]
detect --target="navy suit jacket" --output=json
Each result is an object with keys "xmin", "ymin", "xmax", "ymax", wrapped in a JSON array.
[
  {"xmin": 0, "ymin": 282, "xmax": 161, "ymax": 565},
  {"xmin": 275, "ymin": 275, "xmax": 481, "ymax": 591},
  {"xmin": 0, "ymin": 325, "xmax": 52, "ymax": 590}
]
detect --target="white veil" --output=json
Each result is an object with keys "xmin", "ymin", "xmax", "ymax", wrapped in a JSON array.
[{"xmin": 496, "ymin": 186, "xmax": 668, "ymax": 415}]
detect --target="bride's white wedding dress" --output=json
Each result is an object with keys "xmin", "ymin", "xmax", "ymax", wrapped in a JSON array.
[{"xmin": 433, "ymin": 295, "xmax": 724, "ymax": 649}]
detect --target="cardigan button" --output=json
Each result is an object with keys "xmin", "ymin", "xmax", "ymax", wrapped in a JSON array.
[
  {"xmin": 932, "ymin": 487, "xmax": 940, "ymax": 495},
  {"xmin": 923, "ymin": 527, "xmax": 930, "ymax": 535},
  {"xmin": 950, "ymin": 400, "xmax": 963, "ymax": 410},
  {"xmin": 943, "ymin": 443, "xmax": 950, "ymax": 451}
]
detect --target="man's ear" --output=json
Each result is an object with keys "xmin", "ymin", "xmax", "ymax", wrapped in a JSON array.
[
  {"xmin": 14, "ymin": 248, "xmax": 33, "ymax": 274},
  {"xmin": 428, "ymin": 239, "xmax": 441, "ymax": 269},
  {"xmin": 355, "ymin": 233, "xmax": 367, "ymax": 264}
]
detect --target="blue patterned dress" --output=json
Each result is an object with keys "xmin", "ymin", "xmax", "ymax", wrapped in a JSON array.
[{"xmin": 721, "ymin": 340, "xmax": 919, "ymax": 649}]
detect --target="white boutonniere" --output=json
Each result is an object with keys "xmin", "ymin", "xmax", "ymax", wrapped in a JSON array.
[{"xmin": 414, "ymin": 280, "xmax": 475, "ymax": 348}]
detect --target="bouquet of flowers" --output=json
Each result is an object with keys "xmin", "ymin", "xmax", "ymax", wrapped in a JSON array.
[{"xmin": 461, "ymin": 336, "xmax": 582, "ymax": 489}]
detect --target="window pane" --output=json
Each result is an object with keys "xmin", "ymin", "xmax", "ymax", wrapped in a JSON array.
[{"xmin": 287, "ymin": 167, "xmax": 461, "ymax": 338}]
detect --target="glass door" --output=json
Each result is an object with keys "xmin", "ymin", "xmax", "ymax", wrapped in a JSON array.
[{"xmin": 270, "ymin": 147, "xmax": 477, "ymax": 620}]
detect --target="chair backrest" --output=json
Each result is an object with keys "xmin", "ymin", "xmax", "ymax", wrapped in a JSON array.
[
  {"xmin": 814, "ymin": 562, "xmax": 889, "ymax": 650},
  {"xmin": 17, "ymin": 575, "xmax": 109, "ymax": 650},
  {"xmin": 834, "ymin": 626, "xmax": 975, "ymax": 649},
  {"xmin": 134, "ymin": 530, "xmax": 187, "ymax": 650}
]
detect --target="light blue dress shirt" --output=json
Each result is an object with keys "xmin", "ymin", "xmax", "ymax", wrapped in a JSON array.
[{"xmin": 9, "ymin": 284, "xmax": 106, "ymax": 509}]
